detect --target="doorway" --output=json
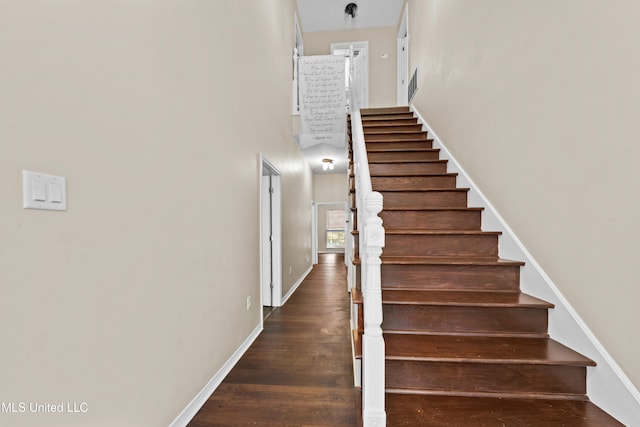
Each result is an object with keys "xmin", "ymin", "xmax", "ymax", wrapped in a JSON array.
[
  {"xmin": 313, "ymin": 202, "xmax": 348, "ymax": 262},
  {"xmin": 260, "ymin": 157, "xmax": 282, "ymax": 321}
]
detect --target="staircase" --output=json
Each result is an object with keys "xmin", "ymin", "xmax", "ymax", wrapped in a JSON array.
[{"xmin": 349, "ymin": 106, "xmax": 623, "ymax": 426}]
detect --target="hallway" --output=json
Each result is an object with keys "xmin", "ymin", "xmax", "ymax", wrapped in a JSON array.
[{"xmin": 188, "ymin": 254, "xmax": 358, "ymax": 426}]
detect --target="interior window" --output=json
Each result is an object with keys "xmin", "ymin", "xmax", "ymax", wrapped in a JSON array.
[{"xmin": 326, "ymin": 210, "xmax": 346, "ymax": 249}]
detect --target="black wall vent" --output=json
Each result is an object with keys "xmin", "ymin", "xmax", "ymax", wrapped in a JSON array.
[{"xmin": 408, "ymin": 68, "xmax": 418, "ymax": 102}]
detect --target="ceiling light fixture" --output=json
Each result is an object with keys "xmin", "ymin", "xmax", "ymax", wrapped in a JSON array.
[
  {"xmin": 322, "ymin": 158, "xmax": 334, "ymax": 171},
  {"xmin": 344, "ymin": 3, "xmax": 358, "ymax": 21}
]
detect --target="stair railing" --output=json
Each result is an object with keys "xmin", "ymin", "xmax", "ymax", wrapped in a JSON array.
[{"xmin": 348, "ymin": 49, "xmax": 387, "ymax": 427}]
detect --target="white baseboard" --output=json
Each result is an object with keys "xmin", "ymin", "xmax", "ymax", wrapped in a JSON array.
[
  {"xmin": 169, "ymin": 324, "xmax": 263, "ymax": 427},
  {"xmin": 281, "ymin": 264, "xmax": 313, "ymax": 305},
  {"xmin": 411, "ymin": 105, "xmax": 640, "ymax": 426}
]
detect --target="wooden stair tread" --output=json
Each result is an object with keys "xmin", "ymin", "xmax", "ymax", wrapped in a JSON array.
[
  {"xmin": 363, "ymin": 138, "xmax": 432, "ymax": 143},
  {"xmin": 361, "ymin": 106, "xmax": 410, "ymax": 115},
  {"xmin": 355, "ymin": 289, "xmax": 551, "ymax": 309},
  {"xmin": 359, "ymin": 120, "xmax": 418, "ymax": 124},
  {"xmin": 364, "ymin": 129, "xmax": 425, "ymax": 134},
  {"xmin": 364, "ymin": 134, "xmax": 425, "ymax": 138},
  {"xmin": 384, "ymin": 394, "xmax": 624, "ymax": 426},
  {"xmin": 347, "ymin": 121, "xmax": 422, "ymax": 126},
  {"xmin": 383, "ymin": 330, "xmax": 551, "ymax": 339},
  {"xmin": 360, "ymin": 121, "xmax": 419, "ymax": 127},
  {"xmin": 357, "ymin": 116, "xmax": 415, "ymax": 122},
  {"xmin": 370, "ymin": 160, "xmax": 447, "ymax": 164},
  {"xmin": 380, "ymin": 256, "xmax": 524, "ymax": 266},
  {"xmin": 368, "ymin": 160, "xmax": 444, "ymax": 164},
  {"xmin": 366, "ymin": 147, "xmax": 437, "ymax": 153},
  {"xmin": 369, "ymin": 162, "xmax": 449, "ymax": 175},
  {"xmin": 362, "ymin": 138, "xmax": 433, "ymax": 144},
  {"xmin": 361, "ymin": 114, "xmax": 415, "ymax": 121},
  {"xmin": 383, "ymin": 334, "xmax": 596, "ymax": 366},
  {"xmin": 364, "ymin": 136, "xmax": 428, "ymax": 142},
  {"xmin": 370, "ymin": 172, "xmax": 457, "ymax": 177},
  {"xmin": 377, "ymin": 187, "xmax": 469, "ymax": 192},
  {"xmin": 381, "ymin": 290, "xmax": 554, "ymax": 308},
  {"xmin": 385, "ymin": 389, "xmax": 589, "ymax": 401},
  {"xmin": 383, "ymin": 207, "xmax": 483, "ymax": 212},
  {"xmin": 384, "ymin": 229, "xmax": 501, "ymax": 236},
  {"xmin": 380, "ymin": 208, "xmax": 484, "ymax": 230}
]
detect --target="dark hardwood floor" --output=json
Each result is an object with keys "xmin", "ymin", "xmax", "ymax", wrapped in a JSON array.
[{"xmin": 188, "ymin": 253, "xmax": 358, "ymax": 426}]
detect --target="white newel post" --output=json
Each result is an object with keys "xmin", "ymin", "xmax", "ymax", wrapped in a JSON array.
[{"xmin": 362, "ymin": 191, "xmax": 386, "ymax": 426}]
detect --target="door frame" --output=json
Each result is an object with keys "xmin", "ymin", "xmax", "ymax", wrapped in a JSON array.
[
  {"xmin": 259, "ymin": 156, "xmax": 283, "ymax": 315},
  {"xmin": 292, "ymin": 12, "xmax": 304, "ymax": 115},
  {"xmin": 311, "ymin": 201, "xmax": 318, "ymax": 264},
  {"xmin": 397, "ymin": 3, "xmax": 409, "ymax": 105}
]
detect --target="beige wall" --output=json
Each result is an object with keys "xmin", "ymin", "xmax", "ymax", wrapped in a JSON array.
[
  {"xmin": 314, "ymin": 174, "xmax": 348, "ymax": 253},
  {"xmin": 303, "ymin": 27, "xmax": 397, "ymax": 107},
  {"xmin": 408, "ymin": 0, "xmax": 640, "ymax": 389},
  {"xmin": 281, "ymin": 165, "xmax": 314, "ymax": 295},
  {"xmin": 314, "ymin": 173, "xmax": 348, "ymax": 202},
  {"xmin": 0, "ymin": 1, "xmax": 311, "ymax": 426}
]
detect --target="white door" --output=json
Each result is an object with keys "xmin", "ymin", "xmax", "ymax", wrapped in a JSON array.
[
  {"xmin": 397, "ymin": 36, "xmax": 408, "ymax": 105},
  {"xmin": 261, "ymin": 175, "xmax": 273, "ymax": 306},
  {"xmin": 397, "ymin": 6, "xmax": 409, "ymax": 105},
  {"xmin": 260, "ymin": 159, "xmax": 282, "ymax": 309}
]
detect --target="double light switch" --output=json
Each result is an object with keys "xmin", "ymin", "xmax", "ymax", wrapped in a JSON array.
[{"xmin": 23, "ymin": 170, "xmax": 67, "ymax": 211}]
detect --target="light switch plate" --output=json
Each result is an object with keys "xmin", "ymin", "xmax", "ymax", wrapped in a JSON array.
[{"xmin": 23, "ymin": 170, "xmax": 67, "ymax": 211}]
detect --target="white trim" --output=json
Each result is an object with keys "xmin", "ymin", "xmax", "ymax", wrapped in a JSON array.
[
  {"xmin": 294, "ymin": 11, "xmax": 303, "ymax": 56},
  {"xmin": 281, "ymin": 265, "xmax": 313, "ymax": 305},
  {"xmin": 292, "ymin": 12, "xmax": 303, "ymax": 115},
  {"xmin": 397, "ymin": 3, "xmax": 409, "ymax": 105},
  {"xmin": 411, "ymin": 105, "xmax": 640, "ymax": 426},
  {"xmin": 271, "ymin": 174, "xmax": 283, "ymax": 307},
  {"xmin": 169, "ymin": 324, "xmax": 262, "ymax": 427},
  {"xmin": 311, "ymin": 201, "xmax": 318, "ymax": 264}
]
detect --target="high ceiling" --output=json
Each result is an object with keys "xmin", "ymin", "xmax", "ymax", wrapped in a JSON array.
[
  {"xmin": 296, "ymin": 0, "xmax": 404, "ymax": 33},
  {"xmin": 295, "ymin": 0, "xmax": 404, "ymax": 174}
]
